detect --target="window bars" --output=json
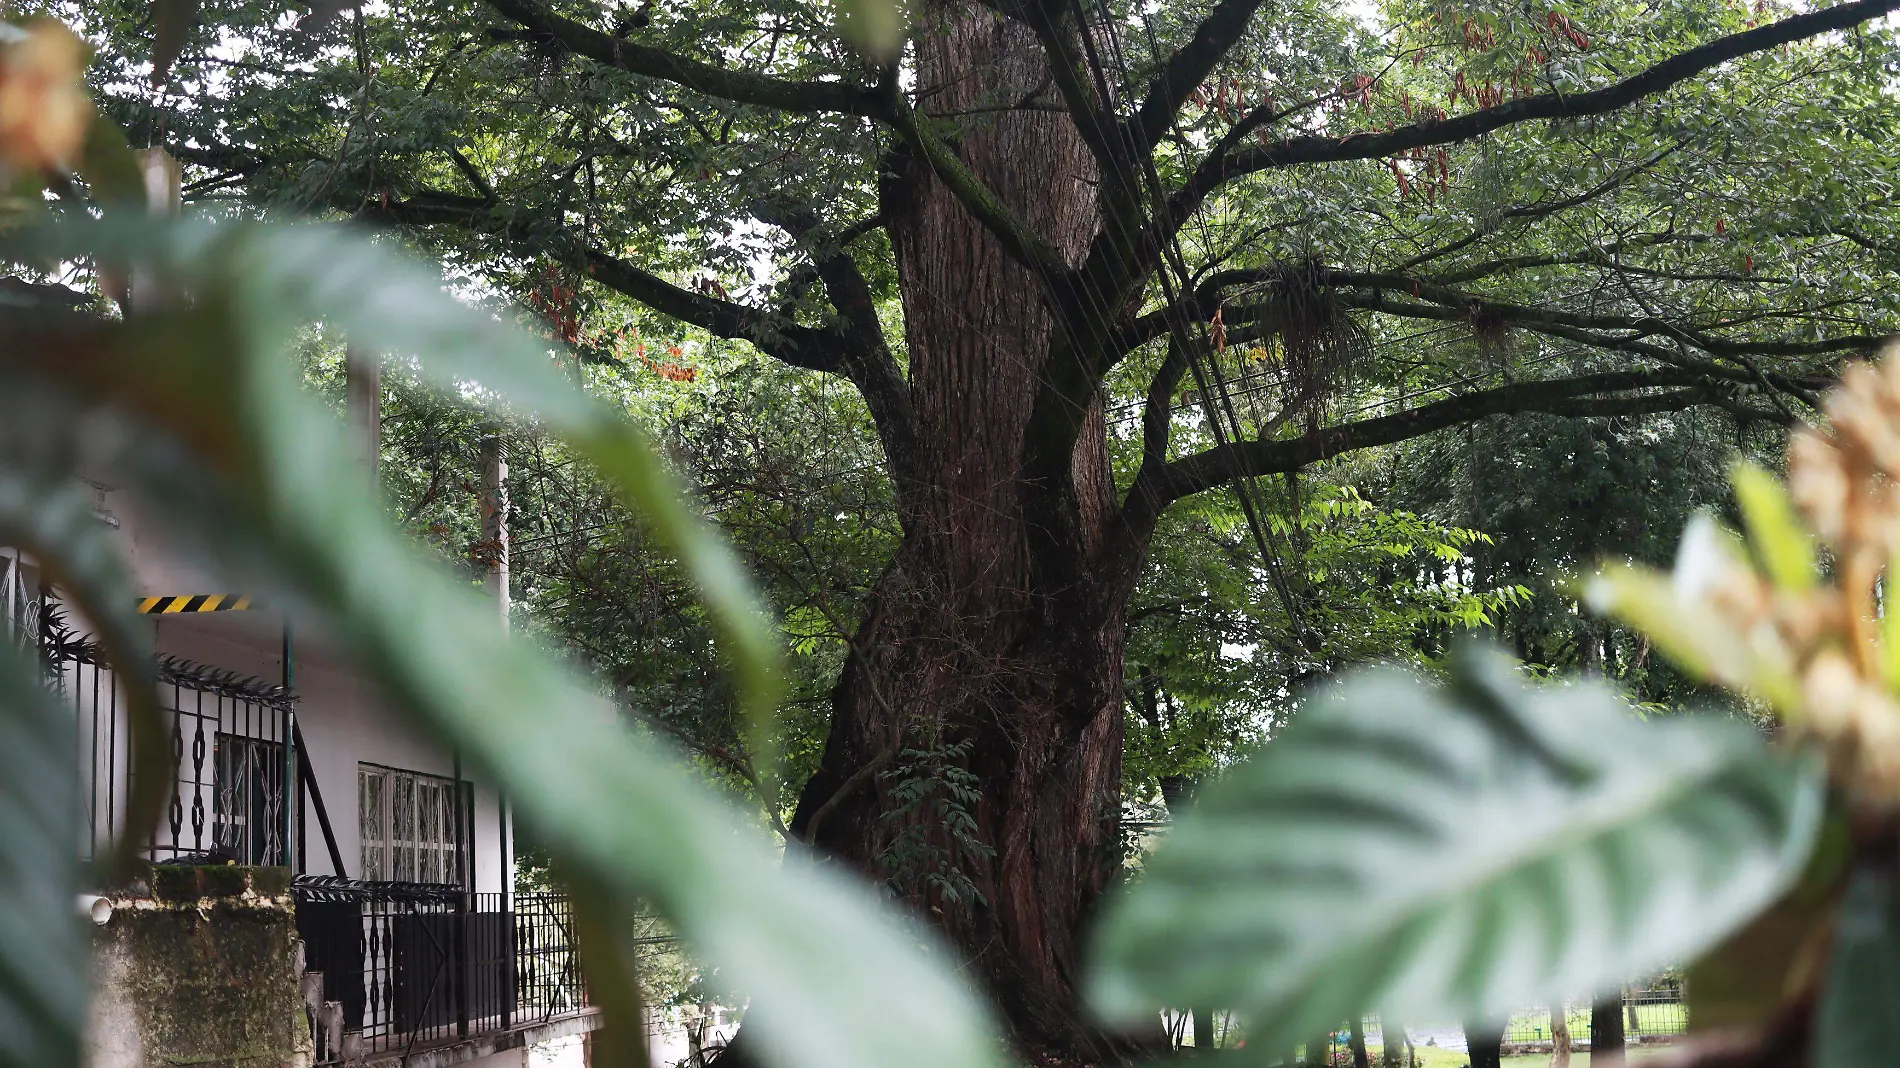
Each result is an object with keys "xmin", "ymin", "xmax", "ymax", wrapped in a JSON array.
[{"xmin": 358, "ymin": 763, "xmax": 466, "ymax": 885}]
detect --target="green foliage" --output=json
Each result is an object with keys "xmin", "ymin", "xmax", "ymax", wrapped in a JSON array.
[
  {"xmin": 877, "ymin": 739, "xmax": 994, "ymax": 907},
  {"xmin": 1123, "ymin": 478, "xmax": 1521, "ymax": 797},
  {"xmin": 1091, "ymin": 646, "xmax": 1824, "ymax": 1059},
  {"xmin": 1388, "ymin": 410, "xmax": 1744, "ymax": 702}
]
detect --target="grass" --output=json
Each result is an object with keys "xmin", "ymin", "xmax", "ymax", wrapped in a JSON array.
[
  {"xmin": 1373, "ymin": 1044, "xmax": 1679, "ymax": 1068},
  {"xmin": 1503, "ymin": 1004, "xmax": 1687, "ymax": 1044}
]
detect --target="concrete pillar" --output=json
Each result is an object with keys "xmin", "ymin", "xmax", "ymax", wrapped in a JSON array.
[{"xmin": 87, "ymin": 867, "xmax": 308, "ymax": 1068}]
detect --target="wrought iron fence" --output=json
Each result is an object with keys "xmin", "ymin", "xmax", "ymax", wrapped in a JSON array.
[
  {"xmin": 48, "ymin": 623, "xmax": 297, "ymax": 866},
  {"xmin": 1503, "ymin": 985, "xmax": 1687, "ymax": 1047},
  {"xmin": 294, "ymin": 878, "xmax": 589, "ymax": 1062},
  {"xmin": 517, "ymin": 892, "xmax": 590, "ymax": 1021}
]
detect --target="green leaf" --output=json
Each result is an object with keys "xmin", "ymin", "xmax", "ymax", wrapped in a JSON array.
[
  {"xmin": 832, "ymin": 0, "xmax": 906, "ymax": 61},
  {"xmin": 0, "ymin": 642, "xmax": 84, "ymax": 1068},
  {"xmin": 164, "ymin": 221, "xmax": 781, "ymax": 736},
  {"xmin": 148, "ymin": 0, "xmax": 201, "ymax": 86},
  {"xmin": 77, "ymin": 119, "xmax": 145, "ymax": 212},
  {"xmin": 1585, "ymin": 518, "xmax": 1802, "ymax": 715},
  {"xmin": 1689, "ymin": 806, "xmax": 1847, "ymax": 1031},
  {"xmin": 0, "ymin": 385, "xmax": 167, "ymax": 878},
  {"xmin": 214, "ymin": 220, "xmax": 789, "ymax": 793},
  {"xmin": 1088, "ymin": 646, "xmax": 1824, "ymax": 1059},
  {"xmin": 5, "ymin": 216, "xmax": 1004, "ymax": 1068},
  {"xmin": 1812, "ymin": 867, "xmax": 1900, "ymax": 1068},
  {"xmin": 1731, "ymin": 461, "xmax": 1817, "ymax": 592}
]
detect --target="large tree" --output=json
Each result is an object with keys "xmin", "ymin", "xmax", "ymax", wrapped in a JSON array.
[{"xmin": 76, "ymin": 0, "xmax": 1900, "ymax": 1055}]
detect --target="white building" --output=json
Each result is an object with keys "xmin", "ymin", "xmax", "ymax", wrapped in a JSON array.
[{"xmin": 8, "ymin": 469, "xmax": 601, "ymax": 1067}]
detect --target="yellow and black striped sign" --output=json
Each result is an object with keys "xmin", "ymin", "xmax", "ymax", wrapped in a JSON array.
[{"xmin": 137, "ymin": 595, "xmax": 255, "ymax": 614}]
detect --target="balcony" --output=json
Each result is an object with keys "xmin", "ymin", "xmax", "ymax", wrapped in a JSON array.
[
  {"xmin": 48, "ymin": 621, "xmax": 298, "ymax": 867},
  {"xmin": 294, "ymin": 877, "xmax": 595, "ymax": 1065}
]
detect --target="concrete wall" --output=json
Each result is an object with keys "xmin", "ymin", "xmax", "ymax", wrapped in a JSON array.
[{"xmin": 88, "ymin": 867, "xmax": 311, "ymax": 1068}]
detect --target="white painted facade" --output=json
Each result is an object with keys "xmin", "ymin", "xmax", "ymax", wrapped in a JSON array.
[{"xmin": 68, "ymin": 478, "xmax": 515, "ymax": 896}]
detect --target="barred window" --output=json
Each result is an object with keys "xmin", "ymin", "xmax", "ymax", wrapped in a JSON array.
[
  {"xmin": 358, "ymin": 763, "xmax": 463, "ymax": 886},
  {"xmin": 213, "ymin": 734, "xmax": 285, "ymax": 865}
]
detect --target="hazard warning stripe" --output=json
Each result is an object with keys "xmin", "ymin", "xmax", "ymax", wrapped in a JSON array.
[{"xmin": 137, "ymin": 595, "xmax": 254, "ymax": 614}]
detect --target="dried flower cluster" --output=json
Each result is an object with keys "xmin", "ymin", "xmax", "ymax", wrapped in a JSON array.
[
  {"xmin": 0, "ymin": 20, "xmax": 92, "ymax": 175},
  {"xmin": 1608, "ymin": 348, "xmax": 1900, "ymax": 799},
  {"xmin": 1777, "ymin": 355, "xmax": 1900, "ymax": 793},
  {"xmin": 1590, "ymin": 346, "xmax": 1900, "ymax": 798}
]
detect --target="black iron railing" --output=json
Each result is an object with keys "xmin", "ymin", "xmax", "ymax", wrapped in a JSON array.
[
  {"xmin": 48, "ymin": 623, "xmax": 297, "ymax": 866},
  {"xmin": 293, "ymin": 878, "xmax": 589, "ymax": 1062}
]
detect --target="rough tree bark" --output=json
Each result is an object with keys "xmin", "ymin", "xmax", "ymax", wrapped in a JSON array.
[{"xmin": 785, "ymin": 4, "xmax": 1137, "ymax": 1060}]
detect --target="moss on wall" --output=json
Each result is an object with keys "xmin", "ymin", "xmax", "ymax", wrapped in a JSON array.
[{"xmin": 90, "ymin": 867, "xmax": 311, "ymax": 1068}]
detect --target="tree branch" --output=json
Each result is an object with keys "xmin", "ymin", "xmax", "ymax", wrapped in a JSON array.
[
  {"xmin": 753, "ymin": 201, "xmax": 925, "ymax": 517},
  {"xmin": 480, "ymin": 0, "xmax": 888, "ymax": 116},
  {"xmin": 1395, "ymin": 146, "xmax": 1685, "ymax": 272},
  {"xmin": 1163, "ymin": 0, "xmax": 1900, "ymax": 241},
  {"xmin": 1329, "ymin": 273, "xmax": 1884, "ymax": 363},
  {"xmin": 359, "ymin": 191, "xmax": 847, "ymax": 373},
  {"xmin": 581, "ymin": 247, "xmax": 843, "ymax": 372},
  {"xmin": 1126, "ymin": 369, "xmax": 1731, "ymax": 524},
  {"xmin": 1126, "ymin": 0, "xmax": 1268, "ymax": 157}
]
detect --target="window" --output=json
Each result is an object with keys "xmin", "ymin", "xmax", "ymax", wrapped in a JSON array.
[
  {"xmin": 358, "ymin": 764, "xmax": 464, "ymax": 885},
  {"xmin": 214, "ymin": 734, "xmax": 286, "ymax": 865}
]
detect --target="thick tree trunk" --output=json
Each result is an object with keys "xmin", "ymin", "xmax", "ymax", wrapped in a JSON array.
[
  {"xmin": 1348, "ymin": 1021, "xmax": 1371, "ymax": 1068},
  {"xmin": 1465, "ymin": 1021, "xmax": 1503, "ymax": 1068},
  {"xmin": 1379, "ymin": 1020, "xmax": 1408, "ymax": 1068},
  {"xmin": 1550, "ymin": 1003, "xmax": 1572, "ymax": 1068},
  {"xmin": 1591, "ymin": 995, "xmax": 1627, "ymax": 1067},
  {"xmin": 786, "ymin": 3, "xmax": 1132, "ymax": 1062},
  {"xmin": 1191, "ymin": 1008, "xmax": 1216, "ymax": 1051}
]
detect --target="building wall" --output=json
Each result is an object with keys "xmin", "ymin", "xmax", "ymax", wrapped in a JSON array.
[
  {"xmin": 151, "ymin": 618, "xmax": 512, "ymax": 893},
  {"xmin": 84, "ymin": 480, "xmax": 512, "ymax": 892}
]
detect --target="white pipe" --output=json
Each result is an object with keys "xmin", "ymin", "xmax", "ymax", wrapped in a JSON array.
[{"xmin": 76, "ymin": 894, "xmax": 112, "ymax": 925}]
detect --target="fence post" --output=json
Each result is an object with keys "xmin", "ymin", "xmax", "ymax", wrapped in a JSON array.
[
  {"xmin": 455, "ymin": 890, "xmax": 472, "ymax": 1039},
  {"xmin": 499, "ymin": 890, "xmax": 513, "ymax": 1031}
]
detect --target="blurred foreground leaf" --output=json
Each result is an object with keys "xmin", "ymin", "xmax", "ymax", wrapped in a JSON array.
[
  {"xmin": 1089, "ymin": 646, "xmax": 1824, "ymax": 1058},
  {"xmin": 0, "ymin": 644, "xmax": 83, "ymax": 1068},
  {"xmin": 0, "ymin": 452, "xmax": 166, "ymax": 878},
  {"xmin": 833, "ymin": 0, "xmax": 906, "ymax": 61},
  {"xmin": 1812, "ymin": 867, "xmax": 1900, "ymax": 1067},
  {"xmin": 148, "ymin": 0, "xmax": 201, "ymax": 86}
]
